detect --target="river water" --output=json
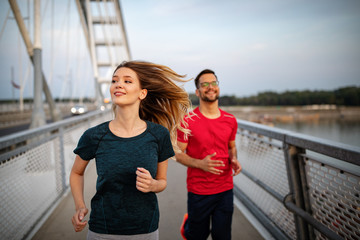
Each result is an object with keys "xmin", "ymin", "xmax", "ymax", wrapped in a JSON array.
[{"xmin": 274, "ymin": 119, "xmax": 360, "ymax": 148}]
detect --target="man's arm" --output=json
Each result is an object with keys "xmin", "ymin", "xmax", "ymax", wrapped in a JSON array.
[
  {"xmin": 228, "ymin": 140, "xmax": 241, "ymax": 176},
  {"xmin": 175, "ymin": 141, "xmax": 225, "ymax": 175}
]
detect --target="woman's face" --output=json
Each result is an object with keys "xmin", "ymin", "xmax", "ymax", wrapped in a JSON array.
[{"xmin": 110, "ymin": 67, "xmax": 147, "ymax": 107}]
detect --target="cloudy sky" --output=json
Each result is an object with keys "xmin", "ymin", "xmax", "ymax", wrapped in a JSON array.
[{"xmin": 0, "ymin": 0, "xmax": 359, "ymax": 100}]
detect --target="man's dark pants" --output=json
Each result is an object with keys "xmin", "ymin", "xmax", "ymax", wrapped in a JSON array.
[{"xmin": 184, "ymin": 189, "xmax": 233, "ymax": 240}]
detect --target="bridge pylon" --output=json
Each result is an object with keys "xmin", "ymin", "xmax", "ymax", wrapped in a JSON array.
[
  {"xmin": 75, "ymin": 0, "xmax": 131, "ymax": 107},
  {"xmin": 9, "ymin": 0, "xmax": 62, "ymax": 125}
]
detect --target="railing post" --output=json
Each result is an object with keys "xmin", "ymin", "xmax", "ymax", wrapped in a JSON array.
[
  {"xmin": 297, "ymin": 152, "xmax": 316, "ymax": 240},
  {"xmin": 56, "ymin": 127, "xmax": 67, "ymax": 194},
  {"xmin": 283, "ymin": 143, "xmax": 310, "ymax": 240}
]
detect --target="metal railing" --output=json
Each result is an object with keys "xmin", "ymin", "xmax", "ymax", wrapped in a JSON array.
[
  {"xmin": 1, "ymin": 111, "xmax": 359, "ymax": 240},
  {"xmin": 234, "ymin": 119, "xmax": 360, "ymax": 240},
  {"xmin": 0, "ymin": 109, "xmax": 112, "ymax": 240}
]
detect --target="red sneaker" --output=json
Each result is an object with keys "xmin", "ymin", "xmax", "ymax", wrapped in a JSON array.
[{"xmin": 180, "ymin": 213, "xmax": 188, "ymax": 240}]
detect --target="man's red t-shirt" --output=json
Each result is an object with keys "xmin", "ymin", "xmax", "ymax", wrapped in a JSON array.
[{"xmin": 177, "ymin": 107, "xmax": 238, "ymax": 195}]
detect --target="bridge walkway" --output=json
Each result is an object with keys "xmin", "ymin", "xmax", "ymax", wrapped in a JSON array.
[{"xmin": 31, "ymin": 159, "xmax": 264, "ymax": 240}]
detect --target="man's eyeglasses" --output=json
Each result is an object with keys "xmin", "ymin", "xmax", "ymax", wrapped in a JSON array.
[{"xmin": 199, "ymin": 81, "xmax": 219, "ymax": 88}]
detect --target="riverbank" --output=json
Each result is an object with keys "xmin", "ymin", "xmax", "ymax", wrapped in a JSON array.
[
  {"xmin": 1, "ymin": 103, "xmax": 359, "ymax": 129},
  {"xmin": 221, "ymin": 105, "xmax": 360, "ymax": 124}
]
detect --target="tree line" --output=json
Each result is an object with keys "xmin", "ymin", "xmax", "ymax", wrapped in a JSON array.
[
  {"xmin": 2, "ymin": 86, "xmax": 359, "ymax": 106},
  {"xmin": 189, "ymin": 86, "xmax": 360, "ymax": 106}
]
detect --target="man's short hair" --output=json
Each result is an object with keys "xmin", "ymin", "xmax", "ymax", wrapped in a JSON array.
[{"xmin": 194, "ymin": 69, "xmax": 217, "ymax": 89}]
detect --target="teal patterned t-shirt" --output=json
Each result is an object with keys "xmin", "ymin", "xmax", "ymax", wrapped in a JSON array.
[{"xmin": 73, "ymin": 121, "xmax": 174, "ymax": 235}]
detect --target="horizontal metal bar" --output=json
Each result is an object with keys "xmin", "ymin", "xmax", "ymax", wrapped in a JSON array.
[
  {"xmin": 285, "ymin": 132, "xmax": 360, "ymax": 165},
  {"xmin": 238, "ymin": 131, "xmax": 283, "ymax": 149},
  {"xmin": 0, "ymin": 132, "xmax": 59, "ymax": 163},
  {"xmin": 300, "ymin": 153, "xmax": 360, "ymax": 177},
  {"xmin": 237, "ymin": 119, "xmax": 360, "ymax": 165},
  {"xmin": 237, "ymin": 119, "xmax": 289, "ymax": 141},
  {"xmin": 92, "ymin": 16, "xmax": 118, "ymax": 24},
  {"xmin": 234, "ymin": 186, "xmax": 290, "ymax": 240},
  {"xmin": 97, "ymin": 62, "xmax": 112, "ymax": 67},
  {"xmin": 0, "ymin": 109, "xmax": 110, "ymax": 149},
  {"xmin": 241, "ymin": 169, "xmax": 284, "ymax": 202},
  {"xmin": 284, "ymin": 200, "xmax": 343, "ymax": 240},
  {"xmin": 95, "ymin": 40, "xmax": 123, "ymax": 46}
]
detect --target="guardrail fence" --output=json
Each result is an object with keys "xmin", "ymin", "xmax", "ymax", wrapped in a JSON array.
[
  {"xmin": 0, "ymin": 109, "xmax": 112, "ymax": 240},
  {"xmin": 1, "ymin": 112, "xmax": 359, "ymax": 240},
  {"xmin": 234, "ymin": 119, "xmax": 360, "ymax": 240}
]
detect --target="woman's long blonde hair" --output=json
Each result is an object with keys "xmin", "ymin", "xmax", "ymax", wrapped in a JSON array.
[{"xmin": 112, "ymin": 60, "xmax": 191, "ymax": 151}]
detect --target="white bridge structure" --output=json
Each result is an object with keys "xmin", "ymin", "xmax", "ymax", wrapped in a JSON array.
[
  {"xmin": 0, "ymin": 1, "xmax": 359, "ymax": 240},
  {"xmin": 75, "ymin": 0, "xmax": 131, "ymax": 103},
  {"xmin": 2, "ymin": 0, "xmax": 130, "ymax": 127}
]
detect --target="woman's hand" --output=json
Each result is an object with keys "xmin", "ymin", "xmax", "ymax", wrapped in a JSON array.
[
  {"xmin": 71, "ymin": 207, "xmax": 88, "ymax": 232},
  {"xmin": 136, "ymin": 167, "xmax": 155, "ymax": 193}
]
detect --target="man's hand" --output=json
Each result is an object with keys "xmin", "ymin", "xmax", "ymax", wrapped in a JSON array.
[
  {"xmin": 230, "ymin": 157, "xmax": 241, "ymax": 176},
  {"xmin": 199, "ymin": 152, "xmax": 225, "ymax": 175}
]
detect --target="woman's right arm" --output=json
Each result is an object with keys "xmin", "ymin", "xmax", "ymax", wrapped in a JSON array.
[{"xmin": 70, "ymin": 155, "xmax": 90, "ymax": 232}]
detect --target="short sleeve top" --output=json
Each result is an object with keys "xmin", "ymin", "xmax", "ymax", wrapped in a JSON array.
[
  {"xmin": 177, "ymin": 107, "xmax": 237, "ymax": 195},
  {"xmin": 74, "ymin": 121, "xmax": 174, "ymax": 235}
]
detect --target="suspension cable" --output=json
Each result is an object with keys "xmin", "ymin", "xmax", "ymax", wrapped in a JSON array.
[{"xmin": 0, "ymin": 8, "xmax": 11, "ymax": 42}]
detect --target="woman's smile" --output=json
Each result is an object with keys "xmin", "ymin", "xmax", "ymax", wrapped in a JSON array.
[{"xmin": 113, "ymin": 91, "xmax": 126, "ymax": 97}]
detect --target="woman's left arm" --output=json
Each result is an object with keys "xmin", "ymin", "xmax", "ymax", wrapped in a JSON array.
[{"xmin": 136, "ymin": 160, "xmax": 168, "ymax": 193}]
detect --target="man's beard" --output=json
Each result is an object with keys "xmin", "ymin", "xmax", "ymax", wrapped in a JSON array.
[{"xmin": 199, "ymin": 90, "xmax": 219, "ymax": 102}]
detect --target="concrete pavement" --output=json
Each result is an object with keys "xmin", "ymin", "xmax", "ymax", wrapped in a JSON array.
[{"xmin": 32, "ymin": 160, "xmax": 264, "ymax": 240}]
